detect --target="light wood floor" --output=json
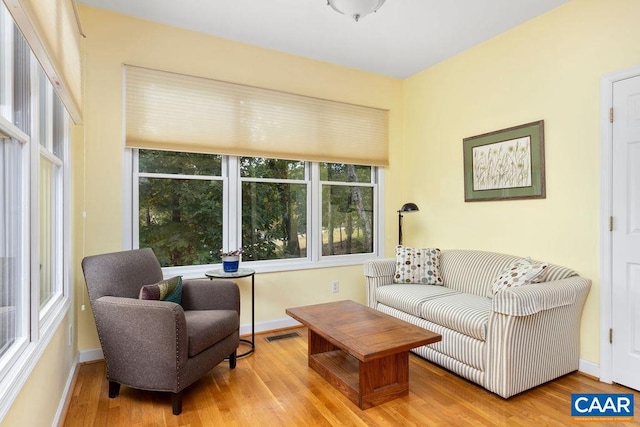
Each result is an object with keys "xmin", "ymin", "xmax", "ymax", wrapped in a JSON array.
[{"xmin": 63, "ymin": 327, "xmax": 639, "ymax": 426}]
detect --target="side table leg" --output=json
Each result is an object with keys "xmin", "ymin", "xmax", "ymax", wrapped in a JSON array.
[
  {"xmin": 251, "ymin": 273, "xmax": 255, "ymax": 350},
  {"xmin": 237, "ymin": 273, "xmax": 256, "ymax": 358}
]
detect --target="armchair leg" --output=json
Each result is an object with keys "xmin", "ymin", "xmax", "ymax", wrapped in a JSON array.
[
  {"xmin": 108, "ymin": 381, "xmax": 120, "ymax": 398},
  {"xmin": 172, "ymin": 391, "xmax": 183, "ymax": 415},
  {"xmin": 229, "ymin": 350, "xmax": 237, "ymax": 369}
]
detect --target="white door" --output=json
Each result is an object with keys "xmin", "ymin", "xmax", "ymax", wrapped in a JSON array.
[{"xmin": 612, "ymin": 74, "xmax": 640, "ymax": 391}]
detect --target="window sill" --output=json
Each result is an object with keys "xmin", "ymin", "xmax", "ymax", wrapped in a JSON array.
[{"xmin": 162, "ymin": 253, "xmax": 384, "ymax": 279}]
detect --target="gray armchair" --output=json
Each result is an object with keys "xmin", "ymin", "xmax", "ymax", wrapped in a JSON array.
[{"xmin": 81, "ymin": 248, "xmax": 240, "ymax": 415}]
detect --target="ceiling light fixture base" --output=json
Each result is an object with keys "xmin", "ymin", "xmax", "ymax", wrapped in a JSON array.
[{"xmin": 327, "ymin": 0, "xmax": 386, "ymax": 22}]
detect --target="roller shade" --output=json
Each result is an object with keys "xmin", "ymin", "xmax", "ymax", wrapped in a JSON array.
[
  {"xmin": 4, "ymin": 0, "xmax": 83, "ymax": 124},
  {"xmin": 125, "ymin": 65, "xmax": 389, "ymax": 166}
]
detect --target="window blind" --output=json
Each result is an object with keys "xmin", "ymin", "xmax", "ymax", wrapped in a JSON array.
[
  {"xmin": 125, "ymin": 65, "xmax": 389, "ymax": 166},
  {"xmin": 4, "ymin": 0, "xmax": 83, "ymax": 124}
]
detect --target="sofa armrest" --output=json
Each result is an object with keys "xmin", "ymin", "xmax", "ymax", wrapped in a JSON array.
[
  {"xmin": 486, "ymin": 275, "xmax": 591, "ymax": 397},
  {"xmin": 91, "ymin": 296, "xmax": 188, "ymax": 388},
  {"xmin": 363, "ymin": 258, "xmax": 396, "ymax": 308},
  {"xmin": 491, "ymin": 276, "xmax": 591, "ymax": 316},
  {"xmin": 181, "ymin": 278, "xmax": 240, "ymax": 313}
]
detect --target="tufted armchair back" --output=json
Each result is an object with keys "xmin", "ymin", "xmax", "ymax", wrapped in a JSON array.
[{"xmin": 82, "ymin": 248, "xmax": 164, "ymax": 301}]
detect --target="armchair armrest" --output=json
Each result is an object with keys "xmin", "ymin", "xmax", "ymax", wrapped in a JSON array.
[
  {"xmin": 181, "ymin": 278, "xmax": 240, "ymax": 313},
  {"xmin": 491, "ymin": 276, "xmax": 591, "ymax": 316},
  {"xmin": 363, "ymin": 258, "xmax": 396, "ymax": 308},
  {"xmin": 91, "ymin": 296, "xmax": 188, "ymax": 389}
]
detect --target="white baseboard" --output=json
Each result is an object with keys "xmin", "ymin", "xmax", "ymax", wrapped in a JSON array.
[
  {"xmin": 78, "ymin": 348, "xmax": 104, "ymax": 363},
  {"xmin": 240, "ymin": 317, "xmax": 301, "ymax": 336},
  {"xmin": 79, "ymin": 317, "xmax": 302, "ymax": 363},
  {"xmin": 578, "ymin": 359, "xmax": 600, "ymax": 379}
]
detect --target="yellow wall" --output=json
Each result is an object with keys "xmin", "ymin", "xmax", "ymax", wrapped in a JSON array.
[
  {"xmin": 1, "ymin": 313, "xmax": 75, "ymax": 427},
  {"xmin": 6, "ymin": 1, "xmax": 640, "ymax": 425},
  {"xmin": 401, "ymin": 0, "xmax": 640, "ymax": 363},
  {"xmin": 75, "ymin": 6, "xmax": 404, "ymax": 351}
]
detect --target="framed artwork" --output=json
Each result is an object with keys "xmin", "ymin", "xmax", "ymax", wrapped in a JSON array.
[{"xmin": 463, "ymin": 120, "xmax": 545, "ymax": 202}]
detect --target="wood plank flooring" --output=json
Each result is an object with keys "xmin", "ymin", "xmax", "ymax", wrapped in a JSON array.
[{"xmin": 63, "ymin": 327, "xmax": 639, "ymax": 426}]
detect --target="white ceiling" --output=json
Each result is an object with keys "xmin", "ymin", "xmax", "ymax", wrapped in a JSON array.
[{"xmin": 77, "ymin": 0, "xmax": 569, "ymax": 79}]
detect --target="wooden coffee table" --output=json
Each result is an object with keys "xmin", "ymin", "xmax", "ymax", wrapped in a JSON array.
[{"xmin": 286, "ymin": 300, "xmax": 441, "ymax": 409}]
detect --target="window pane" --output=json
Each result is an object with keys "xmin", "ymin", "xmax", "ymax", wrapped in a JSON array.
[
  {"xmin": 242, "ymin": 182, "xmax": 306, "ymax": 261},
  {"xmin": 139, "ymin": 177, "xmax": 223, "ymax": 267},
  {"xmin": 322, "ymin": 185, "xmax": 374, "ymax": 255},
  {"xmin": 39, "ymin": 155, "xmax": 59, "ymax": 308},
  {"xmin": 1, "ymin": 138, "xmax": 23, "ymax": 359},
  {"xmin": 0, "ymin": 5, "xmax": 11, "ymax": 119},
  {"xmin": 139, "ymin": 150, "xmax": 221, "ymax": 176},
  {"xmin": 52, "ymin": 95, "xmax": 65, "ymax": 158},
  {"xmin": 13, "ymin": 28, "xmax": 30, "ymax": 134},
  {"xmin": 38, "ymin": 68, "xmax": 48, "ymax": 147},
  {"xmin": 320, "ymin": 163, "xmax": 372, "ymax": 183},
  {"xmin": 240, "ymin": 157, "xmax": 304, "ymax": 180}
]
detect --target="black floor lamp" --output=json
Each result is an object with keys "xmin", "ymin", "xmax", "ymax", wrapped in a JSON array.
[{"xmin": 398, "ymin": 202, "xmax": 419, "ymax": 245}]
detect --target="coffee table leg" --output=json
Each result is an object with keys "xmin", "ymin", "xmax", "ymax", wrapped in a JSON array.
[{"xmin": 359, "ymin": 352, "xmax": 409, "ymax": 409}]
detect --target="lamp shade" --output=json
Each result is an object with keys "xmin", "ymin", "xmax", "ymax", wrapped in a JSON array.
[
  {"xmin": 327, "ymin": 0, "xmax": 386, "ymax": 21},
  {"xmin": 399, "ymin": 202, "xmax": 419, "ymax": 213}
]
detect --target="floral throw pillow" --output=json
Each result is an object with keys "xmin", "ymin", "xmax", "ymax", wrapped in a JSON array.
[
  {"xmin": 394, "ymin": 246, "xmax": 443, "ymax": 285},
  {"xmin": 491, "ymin": 258, "xmax": 548, "ymax": 295},
  {"xmin": 139, "ymin": 276, "xmax": 183, "ymax": 304}
]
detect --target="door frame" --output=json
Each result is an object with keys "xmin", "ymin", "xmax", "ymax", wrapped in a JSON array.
[{"xmin": 599, "ymin": 65, "xmax": 640, "ymax": 383}]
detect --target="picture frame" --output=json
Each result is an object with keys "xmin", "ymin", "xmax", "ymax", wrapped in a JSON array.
[{"xmin": 463, "ymin": 120, "xmax": 545, "ymax": 202}]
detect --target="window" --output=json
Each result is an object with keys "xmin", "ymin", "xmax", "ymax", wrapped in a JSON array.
[
  {"xmin": 320, "ymin": 163, "xmax": 375, "ymax": 256},
  {"xmin": 0, "ymin": 135, "xmax": 26, "ymax": 367},
  {"xmin": 240, "ymin": 158, "xmax": 307, "ymax": 261},
  {"xmin": 132, "ymin": 150, "xmax": 383, "ymax": 273},
  {"xmin": 37, "ymin": 66, "xmax": 65, "ymax": 315},
  {"xmin": 136, "ymin": 150, "xmax": 223, "ymax": 267},
  {"xmin": 0, "ymin": 2, "xmax": 70, "ymax": 411}
]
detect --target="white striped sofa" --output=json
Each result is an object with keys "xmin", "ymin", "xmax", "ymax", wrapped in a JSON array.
[{"xmin": 364, "ymin": 250, "xmax": 591, "ymax": 398}]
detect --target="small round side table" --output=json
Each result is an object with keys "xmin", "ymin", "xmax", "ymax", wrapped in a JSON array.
[{"xmin": 205, "ymin": 268, "xmax": 255, "ymax": 357}]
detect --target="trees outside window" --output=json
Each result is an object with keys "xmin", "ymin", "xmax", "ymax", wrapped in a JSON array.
[
  {"xmin": 240, "ymin": 157, "xmax": 306, "ymax": 261},
  {"xmin": 320, "ymin": 163, "xmax": 374, "ymax": 256},
  {"xmin": 135, "ymin": 150, "xmax": 380, "ymax": 269},
  {"xmin": 138, "ymin": 150, "xmax": 223, "ymax": 267}
]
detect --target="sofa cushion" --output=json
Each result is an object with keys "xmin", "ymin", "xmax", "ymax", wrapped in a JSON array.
[
  {"xmin": 377, "ymin": 303, "xmax": 486, "ymax": 372},
  {"xmin": 419, "ymin": 293, "xmax": 492, "ymax": 341},
  {"xmin": 439, "ymin": 250, "xmax": 522, "ymax": 297},
  {"xmin": 491, "ymin": 258, "xmax": 548, "ymax": 295},
  {"xmin": 139, "ymin": 276, "xmax": 183, "ymax": 304},
  {"xmin": 376, "ymin": 284, "xmax": 459, "ymax": 318},
  {"xmin": 393, "ymin": 246, "xmax": 443, "ymax": 285},
  {"xmin": 184, "ymin": 310, "xmax": 239, "ymax": 357}
]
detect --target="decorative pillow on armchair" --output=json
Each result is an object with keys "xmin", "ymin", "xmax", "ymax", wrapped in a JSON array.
[
  {"xmin": 139, "ymin": 276, "xmax": 183, "ymax": 304},
  {"xmin": 491, "ymin": 258, "xmax": 548, "ymax": 295},
  {"xmin": 394, "ymin": 246, "xmax": 443, "ymax": 285}
]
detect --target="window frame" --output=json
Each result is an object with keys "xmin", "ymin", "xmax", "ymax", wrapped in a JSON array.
[
  {"xmin": 0, "ymin": 6, "xmax": 71, "ymax": 419},
  {"xmin": 34, "ymin": 62, "xmax": 65, "ymax": 322},
  {"xmin": 126, "ymin": 150, "xmax": 385, "ymax": 278},
  {"xmin": 0, "ymin": 116, "xmax": 30, "ymax": 384}
]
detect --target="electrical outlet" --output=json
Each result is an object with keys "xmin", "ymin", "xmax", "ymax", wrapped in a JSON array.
[{"xmin": 332, "ymin": 280, "xmax": 339, "ymax": 293}]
